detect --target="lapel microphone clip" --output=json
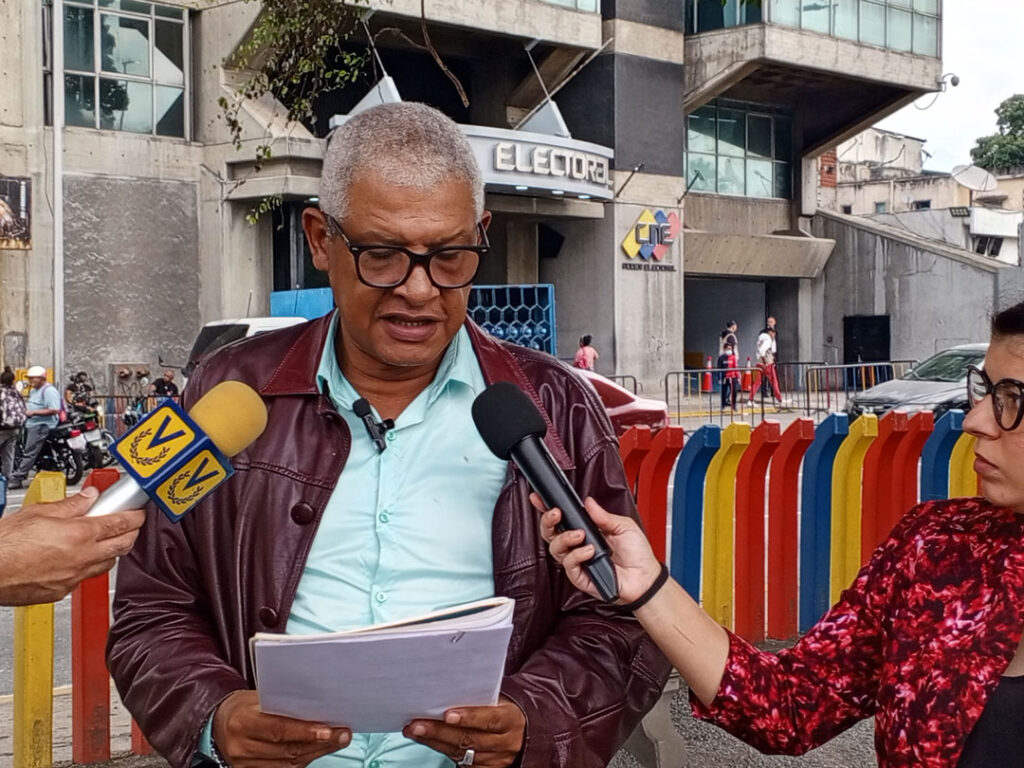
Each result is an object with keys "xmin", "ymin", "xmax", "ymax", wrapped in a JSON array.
[{"xmin": 353, "ymin": 398, "xmax": 394, "ymax": 453}]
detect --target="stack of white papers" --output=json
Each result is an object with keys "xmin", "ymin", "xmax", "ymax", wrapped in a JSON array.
[{"xmin": 251, "ymin": 597, "xmax": 515, "ymax": 732}]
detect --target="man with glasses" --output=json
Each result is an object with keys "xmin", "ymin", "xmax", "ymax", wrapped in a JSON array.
[{"xmin": 108, "ymin": 102, "xmax": 669, "ymax": 768}]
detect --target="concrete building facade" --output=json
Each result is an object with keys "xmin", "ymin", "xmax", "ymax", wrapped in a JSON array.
[{"xmin": 7, "ymin": 0, "xmax": 1008, "ymax": 392}]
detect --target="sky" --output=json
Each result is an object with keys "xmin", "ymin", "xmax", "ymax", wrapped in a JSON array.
[{"xmin": 875, "ymin": 0, "xmax": 1024, "ymax": 173}]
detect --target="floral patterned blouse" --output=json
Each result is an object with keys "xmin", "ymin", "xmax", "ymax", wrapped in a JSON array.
[{"xmin": 692, "ymin": 497, "xmax": 1024, "ymax": 767}]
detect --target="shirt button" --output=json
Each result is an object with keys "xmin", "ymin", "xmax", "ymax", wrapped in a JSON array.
[
  {"xmin": 386, "ymin": 431, "xmax": 396, "ymax": 442},
  {"xmin": 378, "ymin": 511, "xmax": 390, "ymax": 523},
  {"xmin": 375, "ymin": 591, "xmax": 388, "ymax": 604}
]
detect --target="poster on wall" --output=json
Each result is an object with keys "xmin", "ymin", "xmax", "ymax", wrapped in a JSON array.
[{"xmin": 0, "ymin": 176, "xmax": 31, "ymax": 250}]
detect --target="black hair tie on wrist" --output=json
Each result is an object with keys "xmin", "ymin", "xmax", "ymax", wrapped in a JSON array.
[{"xmin": 619, "ymin": 563, "xmax": 670, "ymax": 612}]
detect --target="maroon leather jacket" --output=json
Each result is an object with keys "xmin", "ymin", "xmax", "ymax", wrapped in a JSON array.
[{"xmin": 107, "ymin": 315, "xmax": 670, "ymax": 768}]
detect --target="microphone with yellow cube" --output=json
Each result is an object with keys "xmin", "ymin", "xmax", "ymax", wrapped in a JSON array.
[{"xmin": 86, "ymin": 381, "xmax": 268, "ymax": 521}]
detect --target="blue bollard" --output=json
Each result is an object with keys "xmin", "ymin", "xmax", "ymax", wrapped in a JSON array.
[
  {"xmin": 919, "ymin": 410, "xmax": 965, "ymax": 502},
  {"xmin": 670, "ymin": 425, "xmax": 721, "ymax": 598},
  {"xmin": 799, "ymin": 413, "xmax": 849, "ymax": 633}
]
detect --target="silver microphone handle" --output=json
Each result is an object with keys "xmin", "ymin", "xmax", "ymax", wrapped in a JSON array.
[{"xmin": 84, "ymin": 474, "xmax": 151, "ymax": 517}]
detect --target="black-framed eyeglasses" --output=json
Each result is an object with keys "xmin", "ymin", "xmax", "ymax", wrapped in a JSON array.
[
  {"xmin": 967, "ymin": 365, "xmax": 1024, "ymax": 432},
  {"xmin": 323, "ymin": 213, "xmax": 489, "ymax": 289}
]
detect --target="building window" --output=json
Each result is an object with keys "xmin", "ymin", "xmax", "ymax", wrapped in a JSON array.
[
  {"xmin": 272, "ymin": 202, "xmax": 330, "ymax": 292},
  {"xmin": 684, "ymin": 0, "xmax": 940, "ymax": 57},
  {"xmin": 842, "ymin": 205, "xmax": 853, "ymax": 214},
  {"xmin": 874, "ymin": 201, "xmax": 887, "ymax": 213},
  {"xmin": 59, "ymin": 0, "xmax": 188, "ymax": 137},
  {"xmin": 974, "ymin": 236, "xmax": 1003, "ymax": 258},
  {"xmin": 537, "ymin": 0, "xmax": 598, "ymax": 11},
  {"xmin": 912, "ymin": 199, "xmax": 931, "ymax": 210},
  {"xmin": 685, "ymin": 100, "xmax": 793, "ymax": 199}
]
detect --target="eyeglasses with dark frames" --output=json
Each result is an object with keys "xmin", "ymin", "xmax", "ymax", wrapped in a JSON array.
[
  {"xmin": 322, "ymin": 212, "xmax": 489, "ymax": 290},
  {"xmin": 966, "ymin": 365, "xmax": 1024, "ymax": 432}
]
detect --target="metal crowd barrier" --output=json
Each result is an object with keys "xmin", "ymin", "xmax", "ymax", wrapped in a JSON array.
[
  {"xmin": 608, "ymin": 374, "xmax": 640, "ymax": 394},
  {"xmin": 802, "ymin": 360, "xmax": 917, "ymax": 416}
]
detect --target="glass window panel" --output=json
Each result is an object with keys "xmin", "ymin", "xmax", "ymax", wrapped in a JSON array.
[
  {"xmin": 154, "ymin": 4, "xmax": 184, "ymax": 19},
  {"xmin": 686, "ymin": 154, "xmax": 717, "ymax": 192},
  {"xmin": 769, "ymin": 0, "xmax": 800, "ymax": 27},
  {"xmin": 913, "ymin": 0, "xmax": 939, "ymax": 13},
  {"xmin": 155, "ymin": 85, "xmax": 184, "ymax": 136},
  {"xmin": 888, "ymin": 0, "xmax": 911, "ymax": 7},
  {"xmin": 154, "ymin": 19, "xmax": 184, "ymax": 84},
  {"xmin": 696, "ymin": 0, "xmax": 728, "ymax": 32},
  {"xmin": 833, "ymin": 0, "xmax": 858, "ymax": 40},
  {"xmin": 718, "ymin": 157, "xmax": 745, "ymax": 195},
  {"xmin": 747, "ymin": 159, "xmax": 773, "ymax": 197},
  {"xmin": 717, "ymin": 108, "xmax": 745, "ymax": 157},
  {"xmin": 64, "ymin": 6, "xmax": 95, "ymax": 72},
  {"xmin": 912, "ymin": 13, "xmax": 938, "ymax": 56},
  {"xmin": 887, "ymin": 7, "xmax": 912, "ymax": 51},
  {"xmin": 99, "ymin": 78, "xmax": 152, "ymax": 133},
  {"xmin": 101, "ymin": 14, "xmax": 150, "ymax": 77},
  {"xmin": 65, "ymin": 74, "xmax": 96, "ymax": 127},
  {"xmin": 774, "ymin": 162, "xmax": 792, "ymax": 199},
  {"xmin": 801, "ymin": 1, "xmax": 830, "ymax": 34},
  {"xmin": 748, "ymin": 115, "xmax": 772, "ymax": 159},
  {"xmin": 741, "ymin": 0, "xmax": 762, "ymax": 24},
  {"xmin": 576, "ymin": 0, "xmax": 598, "ymax": 10},
  {"xmin": 687, "ymin": 107, "xmax": 717, "ymax": 153},
  {"xmin": 775, "ymin": 117, "xmax": 792, "ymax": 162},
  {"xmin": 686, "ymin": 0, "xmax": 697, "ymax": 33},
  {"xmin": 99, "ymin": 0, "xmax": 151, "ymax": 13},
  {"xmin": 860, "ymin": 1, "xmax": 886, "ymax": 47},
  {"xmin": 66, "ymin": 0, "xmax": 96, "ymax": 5}
]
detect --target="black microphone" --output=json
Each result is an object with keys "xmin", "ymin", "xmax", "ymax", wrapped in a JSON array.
[
  {"xmin": 471, "ymin": 382, "xmax": 618, "ymax": 602},
  {"xmin": 353, "ymin": 398, "xmax": 394, "ymax": 453}
]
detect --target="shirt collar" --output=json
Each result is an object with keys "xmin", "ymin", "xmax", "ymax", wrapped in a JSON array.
[{"xmin": 315, "ymin": 311, "xmax": 477, "ymax": 411}]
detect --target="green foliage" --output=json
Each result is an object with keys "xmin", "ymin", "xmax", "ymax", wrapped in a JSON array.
[
  {"xmin": 970, "ymin": 94, "xmax": 1024, "ymax": 173},
  {"xmin": 219, "ymin": 0, "xmax": 368, "ymax": 221}
]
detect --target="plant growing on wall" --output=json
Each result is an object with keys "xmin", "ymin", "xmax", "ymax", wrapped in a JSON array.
[{"xmin": 971, "ymin": 94, "xmax": 1024, "ymax": 174}]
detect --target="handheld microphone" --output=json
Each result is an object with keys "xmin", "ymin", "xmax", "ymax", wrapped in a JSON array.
[
  {"xmin": 353, "ymin": 398, "xmax": 394, "ymax": 453},
  {"xmin": 472, "ymin": 382, "xmax": 619, "ymax": 603},
  {"xmin": 86, "ymin": 380, "xmax": 268, "ymax": 522}
]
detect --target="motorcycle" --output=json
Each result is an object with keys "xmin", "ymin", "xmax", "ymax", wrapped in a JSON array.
[
  {"xmin": 68, "ymin": 392, "xmax": 116, "ymax": 469},
  {"xmin": 17, "ymin": 422, "xmax": 87, "ymax": 486}
]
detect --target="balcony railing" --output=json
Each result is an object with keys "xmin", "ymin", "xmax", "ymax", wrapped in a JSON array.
[{"xmin": 685, "ymin": 0, "xmax": 941, "ymax": 57}]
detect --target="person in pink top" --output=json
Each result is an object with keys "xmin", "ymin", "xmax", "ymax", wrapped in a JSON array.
[{"xmin": 574, "ymin": 334, "xmax": 599, "ymax": 371}]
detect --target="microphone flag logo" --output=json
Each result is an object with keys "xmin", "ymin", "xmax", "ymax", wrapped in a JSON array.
[{"xmin": 111, "ymin": 399, "xmax": 233, "ymax": 521}]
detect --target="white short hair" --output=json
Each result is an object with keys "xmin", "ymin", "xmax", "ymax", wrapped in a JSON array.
[{"xmin": 320, "ymin": 102, "xmax": 484, "ymax": 221}]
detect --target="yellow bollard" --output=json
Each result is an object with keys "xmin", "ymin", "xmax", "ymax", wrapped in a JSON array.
[
  {"xmin": 949, "ymin": 433, "xmax": 979, "ymax": 498},
  {"xmin": 830, "ymin": 415, "xmax": 878, "ymax": 604},
  {"xmin": 13, "ymin": 471, "xmax": 68, "ymax": 768},
  {"xmin": 701, "ymin": 422, "xmax": 750, "ymax": 629}
]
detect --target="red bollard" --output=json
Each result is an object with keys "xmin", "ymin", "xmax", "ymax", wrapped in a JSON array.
[
  {"xmin": 766, "ymin": 418, "xmax": 815, "ymax": 641},
  {"xmin": 71, "ymin": 468, "xmax": 122, "ymax": 764},
  {"xmin": 635, "ymin": 426, "xmax": 685, "ymax": 562},
  {"xmin": 860, "ymin": 411, "xmax": 910, "ymax": 562},
  {"xmin": 618, "ymin": 426, "xmax": 652, "ymax": 499},
  {"xmin": 887, "ymin": 411, "xmax": 933, "ymax": 535},
  {"xmin": 734, "ymin": 421, "xmax": 781, "ymax": 643},
  {"xmin": 701, "ymin": 357, "xmax": 712, "ymax": 393}
]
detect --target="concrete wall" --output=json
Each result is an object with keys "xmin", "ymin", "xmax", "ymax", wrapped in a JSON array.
[
  {"xmin": 683, "ymin": 194, "xmax": 793, "ymax": 234},
  {"xmin": 64, "ymin": 175, "xmax": 200, "ymax": 391},
  {"xmin": 835, "ymin": 175, "xmax": 965, "ymax": 214},
  {"xmin": 835, "ymin": 127, "xmax": 926, "ymax": 179},
  {"xmin": 812, "ymin": 213, "xmax": 1011, "ymax": 362},
  {"xmin": 683, "ymin": 277, "xmax": 764, "ymax": 366}
]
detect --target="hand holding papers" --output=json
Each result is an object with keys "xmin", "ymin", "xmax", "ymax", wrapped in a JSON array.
[{"xmin": 251, "ymin": 597, "xmax": 515, "ymax": 733}]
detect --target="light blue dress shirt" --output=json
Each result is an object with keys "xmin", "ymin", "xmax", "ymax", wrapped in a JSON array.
[
  {"xmin": 27, "ymin": 383, "xmax": 61, "ymax": 428},
  {"xmin": 284, "ymin": 316, "xmax": 508, "ymax": 767}
]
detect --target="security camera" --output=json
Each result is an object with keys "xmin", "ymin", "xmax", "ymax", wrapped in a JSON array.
[{"xmin": 950, "ymin": 74, "xmax": 960, "ymax": 87}]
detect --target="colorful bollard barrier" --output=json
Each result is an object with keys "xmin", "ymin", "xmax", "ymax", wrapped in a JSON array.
[
  {"xmin": 618, "ymin": 426, "xmax": 652, "ymax": 499},
  {"xmin": 13, "ymin": 471, "xmax": 67, "ymax": 768},
  {"xmin": 860, "ymin": 411, "xmax": 910, "ymax": 562},
  {"xmin": 671, "ymin": 425, "xmax": 721, "ymax": 597},
  {"xmin": 830, "ymin": 415, "xmax": 877, "ymax": 604},
  {"xmin": 950, "ymin": 432, "xmax": 979, "ymax": 498},
  {"xmin": 702, "ymin": 422, "xmax": 750, "ymax": 628},
  {"xmin": 734, "ymin": 421, "xmax": 781, "ymax": 643},
  {"xmin": 635, "ymin": 426, "xmax": 684, "ymax": 562},
  {"xmin": 799, "ymin": 413, "xmax": 849, "ymax": 633},
  {"xmin": 767, "ymin": 418, "xmax": 815, "ymax": 641},
  {"xmin": 888, "ymin": 411, "xmax": 934, "ymax": 533},
  {"xmin": 920, "ymin": 410, "xmax": 965, "ymax": 502}
]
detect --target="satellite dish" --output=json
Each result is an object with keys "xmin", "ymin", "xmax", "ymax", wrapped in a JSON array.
[{"xmin": 951, "ymin": 164, "xmax": 998, "ymax": 192}]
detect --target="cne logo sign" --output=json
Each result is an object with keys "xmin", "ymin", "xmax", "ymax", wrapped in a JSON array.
[
  {"xmin": 114, "ymin": 405, "xmax": 197, "ymax": 478},
  {"xmin": 154, "ymin": 449, "xmax": 230, "ymax": 520},
  {"xmin": 621, "ymin": 209, "xmax": 681, "ymax": 261}
]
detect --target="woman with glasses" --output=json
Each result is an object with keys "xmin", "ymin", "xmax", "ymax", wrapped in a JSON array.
[{"xmin": 539, "ymin": 299, "xmax": 1024, "ymax": 768}]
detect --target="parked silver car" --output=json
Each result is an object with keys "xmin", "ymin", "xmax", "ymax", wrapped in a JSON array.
[{"xmin": 846, "ymin": 343, "xmax": 988, "ymax": 419}]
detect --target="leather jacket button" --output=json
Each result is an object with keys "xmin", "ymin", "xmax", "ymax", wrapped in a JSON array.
[
  {"xmin": 290, "ymin": 502, "xmax": 315, "ymax": 525},
  {"xmin": 258, "ymin": 606, "xmax": 279, "ymax": 627}
]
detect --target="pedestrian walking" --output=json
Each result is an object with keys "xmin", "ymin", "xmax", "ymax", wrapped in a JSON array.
[
  {"xmin": 7, "ymin": 365, "xmax": 62, "ymax": 490},
  {"xmin": 574, "ymin": 334, "xmax": 599, "ymax": 371},
  {"xmin": 0, "ymin": 367, "xmax": 27, "ymax": 497},
  {"xmin": 717, "ymin": 341, "xmax": 739, "ymax": 411}
]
